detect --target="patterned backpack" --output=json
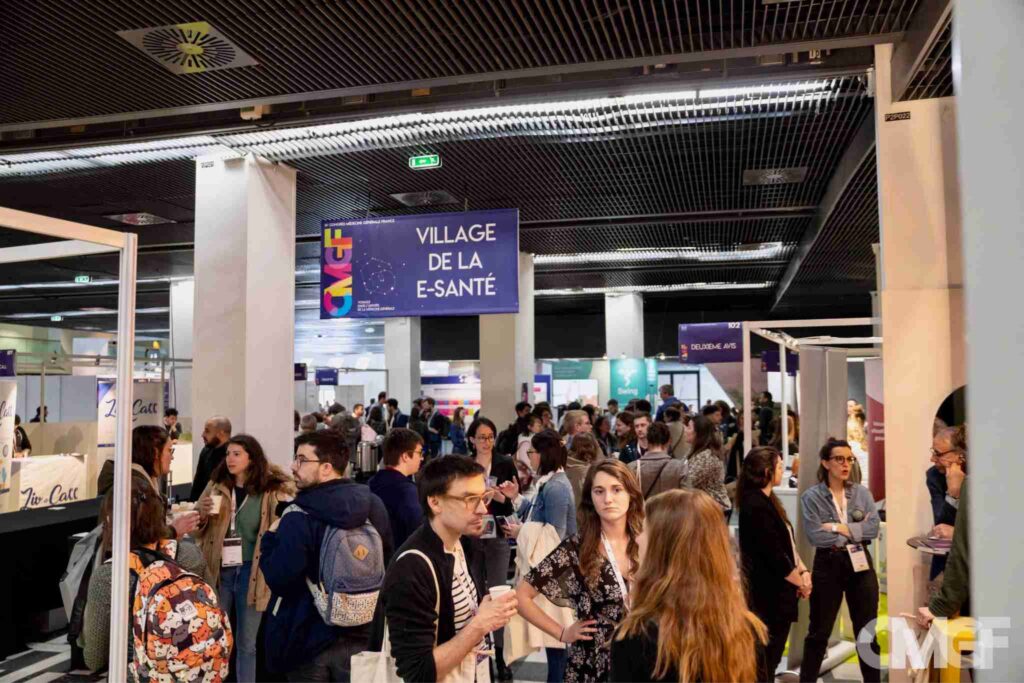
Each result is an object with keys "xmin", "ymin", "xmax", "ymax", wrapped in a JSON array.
[
  {"xmin": 283, "ymin": 504, "xmax": 385, "ymax": 627},
  {"xmin": 130, "ymin": 541, "xmax": 233, "ymax": 683}
]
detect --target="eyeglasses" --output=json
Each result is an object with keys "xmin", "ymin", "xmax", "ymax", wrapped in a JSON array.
[
  {"xmin": 407, "ymin": 448, "xmax": 424, "ymax": 458},
  {"xmin": 443, "ymin": 491, "xmax": 496, "ymax": 510},
  {"xmin": 930, "ymin": 448, "xmax": 957, "ymax": 458},
  {"xmin": 526, "ymin": 448, "xmax": 539, "ymax": 456},
  {"xmin": 293, "ymin": 455, "xmax": 323, "ymax": 466},
  {"xmin": 473, "ymin": 435, "xmax": 496, "ymax": 442},
  {"xmin": 829, "ymin": 456, "xmax": 857, "ymax": 465}
]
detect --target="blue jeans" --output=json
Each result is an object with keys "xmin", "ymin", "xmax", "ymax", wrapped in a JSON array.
[
  {"xmin": 545, "ymin": 647, "xmax": 567, "ymax": 683},
  {"xmin": 219, "ymin": 562, "xmax": 262, "ymax": 683}
]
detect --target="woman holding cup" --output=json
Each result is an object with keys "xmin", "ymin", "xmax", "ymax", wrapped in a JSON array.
[{"xmin": 194, "ymin": 434, "xmax": 294, "ymax": 682}]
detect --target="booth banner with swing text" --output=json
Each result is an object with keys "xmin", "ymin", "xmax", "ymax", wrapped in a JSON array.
[
  {"xmin": 677, "ymin": 322, "xmax": 743, "ymax": 363},
  {"xmin": 610, "ymin": 358, "xmax": 659, "ymax": 405},
  {"xmin": 97, "ymin": 381, "xmax": 164, "ymax": 459},
  {"xmin": 0, "ymin": 381, "xmax": 15, "ymax": 494},
  {"xmin": 320, "ymin": 209, "xmax": 520, "ymax": 319}
]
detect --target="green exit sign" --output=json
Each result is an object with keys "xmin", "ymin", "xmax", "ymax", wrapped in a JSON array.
[
  {"xmin": 409, "ymin": 154, "xmax": 441, "ymax": 170},
  {"xmin": 74, "ymin": 275, "xmax": 92, "ymax": 284}
]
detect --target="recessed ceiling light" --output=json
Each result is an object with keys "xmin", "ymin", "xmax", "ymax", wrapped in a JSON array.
[
  {"xmin": 104, "ymin": 212, "xmax": 177, "ymax": 226},
  {"xmin": 364, "ymin": 327, "xmax": 375, "ymax": 334},
  {"xmin": 79, "ymin": 307, "xmax": 113, "ymax": 313}
]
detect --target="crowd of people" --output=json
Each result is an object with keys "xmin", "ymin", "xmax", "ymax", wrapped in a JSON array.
[{"xmin": 67, "ymin": 389, "xmax": 970, "ymax": 683}]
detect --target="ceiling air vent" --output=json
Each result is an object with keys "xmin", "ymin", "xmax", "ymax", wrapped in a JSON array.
[
  {"xmin": 117, "ymin": 22, "xmax": 258, "ymax": 75},
  {"xmin": 742, "ymin": 167, "xmax": 808, "ymax": 185},
  {"xmin": 104, "ymin": 212, "xmax": 176, "ymax": 226},
  {"xmin": 389, "ymin": 191, "xmax": 460, "ymax": 207}
]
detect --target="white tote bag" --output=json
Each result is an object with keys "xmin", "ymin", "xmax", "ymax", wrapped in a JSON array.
[{"xmin": 351, "ymin": 549, "xmax": 487, "ymax": 683}]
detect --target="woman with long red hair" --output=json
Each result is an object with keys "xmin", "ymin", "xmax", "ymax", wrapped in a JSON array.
[
  {"xmin": 515, "ymin": 459, "xmax": 644, "ymax": 682},
  {"xmin": 612, "ymin": 489, "xmax": 768, "ymax": 683}
]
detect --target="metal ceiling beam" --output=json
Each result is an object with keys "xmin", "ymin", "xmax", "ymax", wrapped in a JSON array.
[
  {"xmin": 535, "ymin": 260, "xmax": 790, "ymax": 275},
  {"xmin": 890, "ymin": 0, "xmax": 954, "ymax": 102},
  {"xmin": 771, "ymin": 114, "xmax": 876, "ymax": 310},
  {"xmin": 0, "ymin": 33, "xmax": 900, "ymax": 135},
  {"xmin": 0, "ymin": 239, "xmax": 116, "ymax": 264}
]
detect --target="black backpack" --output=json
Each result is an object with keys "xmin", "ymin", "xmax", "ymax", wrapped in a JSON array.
[{"xmin": 496, "ymin": 426, "xmax": 518, "ymax": 456}]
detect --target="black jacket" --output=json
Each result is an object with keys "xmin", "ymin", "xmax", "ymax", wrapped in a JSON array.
[
  {"xmin": 738, "ymin": 488, "xmax": 799, "ymax": 624},
  {"xmin": 260, "ymin": 478, "xmax": 393, "ymax": 673},
  {"xmin": 188, "ymin": 442, "xmax": 227, "ymax": 502},
  {"xmin": 371, "ymin": 522, "xmax": 486, "ymax": 683},
  {"xmin": 476, "ymin": 453, "xmax": 518, "ymax": 517}
]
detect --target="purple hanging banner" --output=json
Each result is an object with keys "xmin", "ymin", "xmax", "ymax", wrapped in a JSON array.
[
  {"xmin": 761, "ymin": 349, "xmax": 799, "ymax": 375},
  {"xmin": 677, "ymin": 322, "xmax": 742, "ymax": 363},
  {"xmin": 0, "ymin": 350, "xmax": 14, "ymax": 377},
  {"xmin": 315, "ymin": 368, "xmax": 338, "ymax": 386}
]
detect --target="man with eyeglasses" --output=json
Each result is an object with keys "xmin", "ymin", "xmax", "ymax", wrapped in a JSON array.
[
  {"xmin": 373, "ymin": 455, "xmax": 519, "ymax": 683},
  {"xmin": 259, "ymin": 431, "xmax": 393, "ymax": 682},
  {"xmin": 369, "ymin": 428, "xmax": 426, "ymax": 550}
]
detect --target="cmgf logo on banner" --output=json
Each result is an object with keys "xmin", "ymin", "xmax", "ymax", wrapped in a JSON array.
[{"xmin": 320, "ymin": 209, "xmax": 520, "ymax": 319}]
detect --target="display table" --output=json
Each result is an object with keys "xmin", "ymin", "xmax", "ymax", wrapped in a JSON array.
[{"xmin": 0, "ymin": 482, "xmax": 191, "ymax": 660}]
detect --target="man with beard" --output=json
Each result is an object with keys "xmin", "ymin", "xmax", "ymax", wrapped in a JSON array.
[{"xmin": 187, "ymin": 415, "xmax": 231, "ymax": 501}]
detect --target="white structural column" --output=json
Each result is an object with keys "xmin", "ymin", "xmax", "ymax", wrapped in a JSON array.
[
  {"xmin": 168, "ymin": 278, "xmax": 194, "ymax": 422},
  {"xmin": 604, "ymin": 293, "xmax": 644, "ymax": 358},
  {"xmin": 480, "ymin": 253, "xmax": 534, "ymax": 427},
  {"xmin": 384, "ymin": 317, "xmax": 422, "ymax": 412},
  {"xmin": 955, "ymin": 4, "xmax": 1024, "ymax": 680},
  {"xmin": 875, "ymin": 43, "xmax": 966, "ymax": 682},
  {"xmin": 193, "ymin": 155, "xmax": 297, "ymax": 469}
]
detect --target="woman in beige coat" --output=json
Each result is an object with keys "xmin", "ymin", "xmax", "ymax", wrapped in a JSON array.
[{"xmin": 194, "ymin": 434, "xmax": 294, "ymax": 682}]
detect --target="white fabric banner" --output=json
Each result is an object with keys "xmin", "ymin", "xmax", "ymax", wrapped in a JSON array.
[
  {"xmin": 97, "ymin": 380, "xmax": 164, "ymax": 460},
  {"xmin": 15, "ymin": 454, "xmax": 87, "ymax": 510},
  {"xmin": 0, "ymin": 380, "xmax": 15, "ymax": 495}
]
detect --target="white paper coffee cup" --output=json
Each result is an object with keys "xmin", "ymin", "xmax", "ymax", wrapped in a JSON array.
[
  {"xmin": 209, "ymin": 494, "xmax": 223, "ymax": 514},
  {"xmin": 489, "ymin": 585, "xmax": 512, "ymax": 600}
]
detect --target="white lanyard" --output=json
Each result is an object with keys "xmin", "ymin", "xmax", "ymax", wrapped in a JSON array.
[
  {"xmin": 229, "ymin": 488, "xmax": 250, "ymax": 536},
  {"xmin": 601, "ymin": 533, "xmax": 630, "ymax": 609},
  {"xmin": 830, "ymin": 487, "xmax": 848, "ymax": 523}
]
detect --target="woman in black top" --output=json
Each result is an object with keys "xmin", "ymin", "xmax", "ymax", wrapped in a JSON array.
[
  {"xmin": 467, "ymin": 417, "xmax": 519, "ymax": 682},
  {"xmin": 612, "ymin": 489, "xmax": 767, "ymax": 683},
  {"xmin": 738, "ymin": 447, "xmax": 811, "ymax": 681}
]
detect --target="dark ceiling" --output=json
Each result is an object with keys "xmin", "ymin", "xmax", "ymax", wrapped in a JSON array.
[{"xmin": 0, "ymin": 0, "xmax": 954, "ymax": 358}]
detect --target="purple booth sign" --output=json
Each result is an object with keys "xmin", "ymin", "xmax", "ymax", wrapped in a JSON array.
[{"xmin": 677, "ymin": 322, "xmax": 743, "ymax": 363}]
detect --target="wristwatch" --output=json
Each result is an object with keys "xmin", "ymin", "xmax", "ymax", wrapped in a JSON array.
[{"xmin": 830, "ymin": 523, "xmax": 838, "ymax": 533}]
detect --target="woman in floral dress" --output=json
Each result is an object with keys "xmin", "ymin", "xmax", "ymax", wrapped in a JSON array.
[{"xmin": 514, "ymin": 459, "xmax": 645, "ymax": 682}]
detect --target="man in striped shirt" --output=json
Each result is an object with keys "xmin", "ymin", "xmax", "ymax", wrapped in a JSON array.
[{"xmin": 376, "ymin": 456, "xmax": 519, "ymax": 682}]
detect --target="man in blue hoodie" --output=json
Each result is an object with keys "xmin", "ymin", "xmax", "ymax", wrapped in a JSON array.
[
  {"xmin": 368, "ymin": 428, "xmax": 424, "ymax": 551},
  {"xmin": 260, "ymin": 431, "xmax": 393, "ymax": 681}
]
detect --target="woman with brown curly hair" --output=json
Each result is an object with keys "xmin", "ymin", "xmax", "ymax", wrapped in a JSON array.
[
  {"xmin": 515, "ymin": 459, "xmax": 644, "ymax": 682},
  {"xmin": 611, "ymin": 489, "xmax": 767, "ymax": 682},
  {"xmin": 194, "ymin": 434, "xmax": 294, "ymax": 682}
]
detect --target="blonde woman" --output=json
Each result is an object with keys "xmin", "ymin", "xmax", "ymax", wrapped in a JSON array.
[{"xmin": 612, "ymin": 489, "xmax": 768, "ymax": 682}]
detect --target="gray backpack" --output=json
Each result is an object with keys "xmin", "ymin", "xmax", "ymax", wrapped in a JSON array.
[{"xmin": 283, "ymin": 504, "xmax": 385, "ymax": 627}]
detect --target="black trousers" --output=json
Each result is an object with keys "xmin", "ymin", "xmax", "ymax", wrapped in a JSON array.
[
  {"xmin": 761, "ymin": 618, "xmax": 793, "ymax": 682},
  {"xmin": 800, "ymin": 548, "xmax": 881, "ymax": 683}
]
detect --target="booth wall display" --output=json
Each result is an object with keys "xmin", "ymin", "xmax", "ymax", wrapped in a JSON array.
[
  {"xmin": 864, "ymin": 358, "xmax": 885, "ymax": 502},
  {"xmin": 320, "ymin": 209, "xmax": 520, "ymax": 319},
  {"xmin": 533, "ymin": 374, "xmax": 552, "ymax": 405},
  {"xmin": 294, "ymin": 363, "xmax": 307, "ymax": 381},
  {"xmin": 0, "ymin": 350, "xmax": 14, "ymax": 378},
  {"xmin": 677, "ymin": 322, "xmax": 743, "ymax": 363},
  {"xmin": 97, "ymin": 381, "xmax": 164, "ymax": 455},
  {"xmin": 314, "ymin": 368, "xmax": 339, "ymax": 386},
  {"xmin": 422, "ymin": 375, "xmax": 480, "ymax": 417},
  {"xmin": 0, "ymin": 381, "xmax": 14, "ymax": 495}
]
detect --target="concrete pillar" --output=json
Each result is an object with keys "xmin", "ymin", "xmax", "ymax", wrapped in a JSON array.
[
  {"xmin": 479, "ymin": 253, "xmax": 534, "ymax": 427},
  {"xmin": 875, "ymin": 43, "xmax": 966, "ymax": 681},
  {"xmin": 192, "ymin": 155, "xmax": 296, "ymax": 469},
  {"xmin": 384, "ymin": 317, "xmax": 421, "ymax": 412},
  {"xmin": 955, "ymin": 4, "xmax": 1024, "ymax": 679},
  {"xmin": 604, "ymin": 293, "xmax": 644, "ymax": 358},
  {"xmin": 168, "ymin": 278, "xmax": 193, "ymax": 426}
]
